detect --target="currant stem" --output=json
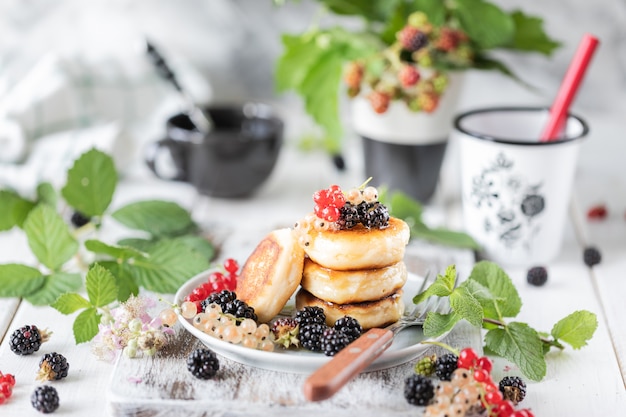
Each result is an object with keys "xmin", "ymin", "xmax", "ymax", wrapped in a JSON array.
[{"xmin": 420, "ymin": 340, "xmax": 460, "ymax": 356}]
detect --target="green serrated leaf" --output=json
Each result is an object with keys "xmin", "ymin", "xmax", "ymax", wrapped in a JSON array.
[
  {"xmin": 99, "ymin": 261, "xmax": 139, "ymax": 302},
  {"xmin": 84, "ymin": 239, "xmax": 147, "ymax": 260},
  {"xmin": 318, "ymin": 0, "xmax": 399, "ymax": 22},
  {"xmin": 73, "ymin": 307, "xmax": 101, "ymax": 344},
  {"xmin": 467, "ymin": 261, "xmax": 521, "ymax": 319},
  {"xmin": 116, "ymin": 238, "xmax": 156, "ymax": 252},
  {"xmin": 61, "ymin": 148, "xmax": 117, "ymax": 217},
  {"xmin": 414, "ymin": 0, "xmax": 446, "ymax": 26},
  {"xmin": 276, "ymin": 33, "xmax": 328, "ymax": 92},
  {"xmin": 52, "ymin": 293, "xmax": 92, "ymax": 314},
  {"xmin": 36, "ymin": 182, "xmax": 57, "ymax": 207},
  {"xmin": 170, "ymin": 235, "xmax": 216, "ymax": 261},
  {"xmin": 485, "ymin": 322, "xmax": 546, "ymax": 381},
  {"xmin": 449, "ymin": 286, "xmax": 483, "ymax": 327},
  {"xmin": 0, "ymin": 190, "xmax": 36, "ymax": 231},
  {"xmin": 24, "ymin": 272, "xmax": 82, "ymax": 306},
  {"xmin": 413, "ymin": 264, "xmax": 457, "ymax": 304},
  {"xmin": 128, "ymin": 240, "xmax": 210, "ymax": 293},
  {"xmin": 551, "ymin": 310, "xmax": 598, "ymax": 350},
  {"xmin": 23, "ymin": 204, "xmax": 79, "ymax": 270},
  {"xmin": 453, "ymin": 0, "xmax": 515, "ymax": 49},
  {"xmin": 412, "ymin": 226, "xmax": 481, "ymax": 250},
  {"xmin": 86, "ymin": 263, "xmax": 119, "ymax": 307},
  {"xmin": 0, "ymin": 264, "xmax": 45, "ymax": 297},
  {"xmin": 388, "ymin": 191, "xmax": 423, "ymax": 224},
  {"xmin": 507, "ymin": 10, "xmax": 561, "ymax": 55},
  {"xmin": 423, "ymin": 311, "xmax": 461, "ymax": 338},
  {"xmin": 111, "ymin": 200, "xmax": 195, "ymax": 237}
]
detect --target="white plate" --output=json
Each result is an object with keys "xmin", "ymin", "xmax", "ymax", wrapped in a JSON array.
[{"xmin": 174, "ymin": 270, "xmax": 441, "ymax": 374}]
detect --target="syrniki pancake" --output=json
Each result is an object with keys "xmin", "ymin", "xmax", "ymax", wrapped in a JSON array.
[
  {"xmin": 298, "ymin": 216, "xmax": 410, "ymax": 270},
  {"xmin": 301, "ymin": 259, "xmax": 407, "ymax": 304},
  {"xmin": 295, "ymin": 288, "xmax": 405, "ymax": 329},
  {"xmin": 236, "ymin": 228, "xmax": 305, "ymax": 323}
]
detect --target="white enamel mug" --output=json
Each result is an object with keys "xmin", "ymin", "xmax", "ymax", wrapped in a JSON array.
[{"xmin": 453, "ymin": 107, "xmax": 589, "ymax": 266}]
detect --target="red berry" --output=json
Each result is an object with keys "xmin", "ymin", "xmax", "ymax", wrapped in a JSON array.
[
  {"xmin": 477, "ymin": 356, "xmax": 493, "ymax": 373},
  {"xmin": 0, "ymin": 382, "xmax": 11, "ymax": 398},
  {"xmin": 496, "ymin": 400, "xmax": 516, "ymax": 417},
  {"xmin": 587, "ymin": 204, "xmax": 607, "ymax": 220},
  {"xmin": 398, "ymin": 26, "xmax": 428, "ymax": 51},
  {"xmin": 322, "ymin": 206, "xmax": 340, "ymax": 222},
  {"xmin": 0, "ymin": 393, "xmax": 6, "ymax": 405},
  {"xmin": 185, "ymin": 294, "xmax": 198, "ymax": 303},
  {"xmin": 313, "ymin": 189, "xmax": 331, "ymax": 206},
  {"xmin": 485, "ymin": 389, "xmax": 503, "ymax": 405},
  {"xmin": 0, "ymin": 374, "xmax": 14, "ymax": 387},
  {"xmin": 473, "ymin": 368, "xmax": 492, "ymax": 383},
  {"xmin": 511, "ymin": 410, "xmax": 534, "ymax": 417},
  {"xmin": 458, "ymin": 347, "xmax": 478, "ymax": 369},
  {"xmin": 191, "ymin": 286, "xmax": 207, "ymax": 301},
  {"xmin": 222, "ymin": 273, "xmax": 237, "ymax": 291},
  {"xmin": 194, "ymin": 300, "xmax": 203, "ymax": 313},
  {"xmin": 344, "ymin": 62, "xmax": 364, "ymax": 89},
  {"xmin": 368, "ymin": 91, "xmax": 391, "ymax": 114},
  {"xmin": 399, "ymin": 65, "xmax": 420, "ymax": 87},
  {"xmin": 223, "ymin": 258, "xmax": 239, "ymax": 274}
]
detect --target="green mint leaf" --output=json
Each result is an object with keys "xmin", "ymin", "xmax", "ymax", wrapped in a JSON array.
[
  {"xmin": 24, "ymin": 272, "xmax": 82, "ymax": 306},
  {"xmin": 449, "ymin": 286, "xmax": 483, "ymax": 327},
  {"xmin": 413, "ymin": 264, "xmax": 457, "ymax": 304},
  {"xmin": 507, "ymin": 10, "xmax": 561, "ymax": 55},
  {"xmin": 485, "ymin": 321, "xmax": 546, "ymax": 381},
  {"xmin": 453, "ymin": 0, "xmax": 515, "ymax": 49},
  {"xmin": 73, "ymin": 307, "xmax": 101, "ymax": 344},
  {"xmin": 423, "ymin": 311, "xmax": 461, "ymax": 338},
  {"xmin": 170, "ymin": 235, "xmax": 216, "ymax": 261},
  {"xmin": 551, "ymin": 310, "xmax": 598, "ymax": 350},
  {"xmin": 460, "ymin": 279, "xmax": 503, "ymax": 322},
  {"xmin": 387, "ymin": 191, "xmax": 423, "ymax": 225},
  {"xmin": 61, "ymin": 148, "xmax": 117, "ymax": 217},
  {"xmin": 411, "ymin": 226, "xmax": 481, "ymax": 250},
  {"xmin": 99, "ymin": 261, "xmax": 139, "ymax": 302},
  {"xmin": 86, "ymin": 263, "xmax": 119, "ymax": 307},
  {"xmin": 414, "ymin": 0, "xmax": 446, "ymax": 26},
  {"xmin": 52, "ymin": 293, "xmax": 92, "ymax": 314},
  {"xmin": 36, "ymin": 182, "xmax": 57, "ymax": 207},
  {"xmin": 84, "ymin": 239, "xmax": 147, "ymax": 260},
  {"xmin": 0, "ymin": 264, "xmax": 45, "ymax": 297},
  {"xmin": 467, "ymin": 261, "xmax": 521, "ymax": 318},
  {"xmin": 23, "ymin": 204, "xmax": 79, "ymax": 270},
  {"xmin": 0, "ymin": 190, "xmax": 35, "ymax": 231},
  {"xmin": 317, "ymin": 0, "xmax": 398, "ymax": 22},
  {"xmin": 128, "ymin": 240, "xmax": 210, "ymax": 293},
  {"xmin": 111, "ymin": 200, "xmax": 195, "ymax": 237},
  {"xmin": 116, "ymin": 238, "xmax": 155, "ymax": 252}
]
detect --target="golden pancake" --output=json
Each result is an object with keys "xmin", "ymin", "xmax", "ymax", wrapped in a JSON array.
[
  {"xmin": 301, "ymin": 259, "xmax": 407, "ymax": 304},
  {"xmin": 236, "ymin": 228, "xmax": 305, "ymax": 323},
  {"xmin": 295, "ymin": 288, "xmax": 404, "ymax": 329}
]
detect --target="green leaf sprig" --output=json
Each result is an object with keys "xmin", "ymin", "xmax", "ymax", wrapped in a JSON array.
[
  {"xmin": 0, "ymin": 148, "xmax": 215, "ymax": 344},
  {"xmin": 414, "ymin": 261, "xmax": 598, "ymax": 381}
]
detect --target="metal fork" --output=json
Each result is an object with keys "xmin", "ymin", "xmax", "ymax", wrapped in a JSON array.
[{"xmin": 304, "ymin": 267, "xmax": 452, "ymax": 402}]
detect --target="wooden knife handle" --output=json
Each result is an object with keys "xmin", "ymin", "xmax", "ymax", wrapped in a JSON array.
[{"xmin": 303, "ymin": 328, "xmax": 394, "ymax": 401}]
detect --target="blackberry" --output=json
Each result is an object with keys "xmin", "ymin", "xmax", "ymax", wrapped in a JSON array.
[
  {"xmin": 526, "ymin": 266, "xmax": 548, "ymax": 286},
  {"xmin": 294, "ymin": 306, "xmax": 326, "ymax": 327},
  {"xmin": 336, "ymin": 203, "xmax": 360, "ymax": 230},
  {"xmin": 70, "ymin": 211, "xmax": 90, "ymax": 228},
  {"xmin": 37, "ymin": 352, "xmax": 69, "ymax": 381},
  {"xmin": 434, "ymin": 353, "xmax": 458, "ymax": 381},
  {"xmin": 398, "ymin": 26, "xmax": 429, "ymax": 52},
  {"xmin": 201, "ymin": 290, "xmax": 237, "ymax": 311},
  {"xmin": 361, "ymin": 202, "xmax": 390, "ymax": 229},
  {"xmin": 9, "ymin": 325, "xmax": 49, "ymax": 356},
  {"xmin": 186, "ymin": 348, "xmax": 220, "ymax": 379},
  {"xmin": 31, "ymin": 385, "xmax": 59, "ymax": 414},
  {"xmin": 299, "ymin": 323, "xmax": 327, "ymax": 352},
  {"xmin": 320, "ymin": 327, "xmax": 351, "ymax": 356},
  {"xmin": 414, "ymin": 354, "xmax": 436, "ymax": 376},
  {"xmin": 404, "ymin": 374, "xmax": 434, "ymax": 405},
  {"xmin": 583, "ymin": 246, "xmax": 602, "ymax": 267},
  {"xmin": 499, "ymin": 376, "xmax": 527, "ymax": 404},
  {"xmin": 271, "ymin": 317, "xmax": 300, "ymax": 348},
  {"xmin": 334, "ymin": 316, "xmax": 362, "ymax": 343},
  {"xmin": 202, "ymin": 290, "xmax": 257, "ymax": 321}
]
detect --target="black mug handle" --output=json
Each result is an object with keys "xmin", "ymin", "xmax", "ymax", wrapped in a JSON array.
[{"xmin": 144, "ymin": 138, "xmax": 189, "ymax": 182}]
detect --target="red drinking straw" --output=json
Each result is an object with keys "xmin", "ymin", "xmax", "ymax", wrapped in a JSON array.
[{"xmin": 540, "ymin": 34, "xmax": 599, "ymax": 142}]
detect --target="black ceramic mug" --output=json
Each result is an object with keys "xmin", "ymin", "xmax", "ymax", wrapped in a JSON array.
[{"xmin": 145, "ymin": 103, "xmax": 283, "ymax": 198}]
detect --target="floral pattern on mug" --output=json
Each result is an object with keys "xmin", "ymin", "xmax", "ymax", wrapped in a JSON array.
[{"xmin": 470, "ymin": 152, "xmax": 546, "ymax": 250}]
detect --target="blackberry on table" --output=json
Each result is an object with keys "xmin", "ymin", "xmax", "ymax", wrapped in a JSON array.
[
  {"xmin": 334, "ymin": 316, "xmax": 362, "ymax": 343},
  {"xmin": 526, "ymin": 266, "xmax": 548, "ymax": 286},
  {"xmin": 294, "ymin": 306, "xmax": 326, "ymax": 327},
  {"xmin": 583, "ymin": 246, "xmax": 602, "ymax": 267},
  {"xmin": 187, "ymin": 348, "xmax": 220, "ymax": 380},
  {"xmin": 37, "ymin": 352, "xmax": 69, "ymax": 381},
  {"xmin": 499, "ymin": 376, "xmax": 527, "ymax": 404},
  {"xmin": 299, "ymin": 323, "xmax": 327, "ymax": 352},
  {"xmin": 70, "ymin": 211, "xmax": 91, "ymax": 228},
  {"xmin": 31, "ymin": 385, "xmax": 59, "ymax": 414},
  {"xmin": 404, "ymin": 374, "xmax": 435, "ymax": 405},
  {"xmin": 320, "ymin": 327, "xmax": 351, "ymax": 357},
  {"xmin": 434, "ymin": 353, "xmax": 458, "ymax": 381},
  {"xmin": 9, "ymin": 325, "xmax": 49, "ymax": 356}
]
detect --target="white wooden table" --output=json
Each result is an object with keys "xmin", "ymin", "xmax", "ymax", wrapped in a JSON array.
[{"xmin": 0, "ymin": 136, "xmax": 625, "ymax": 416}]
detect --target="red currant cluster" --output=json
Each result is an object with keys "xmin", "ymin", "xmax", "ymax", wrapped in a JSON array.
[
  {"xmin": 313, "ymin": 185, "xmax": 346, "ymax": 222},
  {"xmin": 184, "ymin": 258, "xmax": 240, "ymax": 312},
  {"xmin": 586, "ymin": 204, "xmax": 607, "ymax": 220},
  {"xmin": 0, "ymin": 371, "xmax": 16, "ymax": 405}
]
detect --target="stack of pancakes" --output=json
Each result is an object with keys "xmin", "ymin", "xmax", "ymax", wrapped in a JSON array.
[{"xmin": 295, "ymin": 216, "xmax": 410, "ymax": 329}]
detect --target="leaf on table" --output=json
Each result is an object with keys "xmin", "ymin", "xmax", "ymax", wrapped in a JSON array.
[
  {"xmin": 86, "ymin": 264, "xmax": 119, "ymax": 308},
  {"xmin": 99, "ymin": 261, "xmax": 139, "ymax": 302},
  {"xmin": 485, "ymin": 321, "xmax": 546, "ymax": 381},
  {"xmin": 449, "ymin": 286, "xmax": 483, "ymax": 327},
  {"xmin": 111, "ymin": 200, "xmax": 196, "ymax": 238},
  {"xmin": 85, "ymin": 239, "xmax": 147, "ymax": 261},
  {"xmin": 0, "ymin": 264, "xmax": 45, "ymax": 297},
  {"xmin": 413, "ymin": 264, "xmax": 457, "ymax": 304},
  {"xmin": 52, "ymin": 293, "xmax": 92, "ymax": 314},
  {"xmin": 73, "ymin": 307, "xmax": 101, "ymax": 344},
  {"xmin": 467, "ymin": 261, "xmax": 521, "ymax": 318},
  {"xmin": 128, "ymin": 240, "xmax": 210, "ymax": 294},
  {"xmin": 61, "ymin": 148, "xmax": 117, "ymax": 217},
  {"xmin": 423, "ymin": 311, "xmax": 461, "ymax": 338},
  {"xmin": 0, "ymin": 190, "xmax": 36, "ymax": 231},
  {"xmin": 23, "ymin": 204, "xmax": 79, "ymax": 271},
  {"xmin": 24, "ymin": 272, "xmax": 82, "ymax": 306},
  {"xmin": 551, "ymin": 310, "xmax": 598, "ymax": 349}
]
